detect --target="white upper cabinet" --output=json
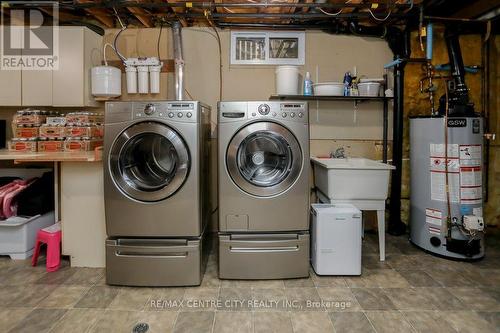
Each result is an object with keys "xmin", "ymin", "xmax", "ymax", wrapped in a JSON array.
[
  {"xmin": 21, "ymin": 26, "xmax": 53, "ymax": 106},
  {"xmin": 0, "ymin": 26, "xmax": 102, "ymax": 107},
  {"xmin": 52, "ymin": 27, "xmax": 102, "ymax": 107},
  {"xmin": 0, "ymin": 26, "xmax": 22, "ymax": 106}
]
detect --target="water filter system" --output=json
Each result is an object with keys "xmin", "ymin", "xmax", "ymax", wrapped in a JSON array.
[
  {"xmin": 124, "ymin": 57, "xmax": 163, "ymax": 95},
  {"xmin": 91, "ymin": 26, "xmax": 163, "ymax": 98}
]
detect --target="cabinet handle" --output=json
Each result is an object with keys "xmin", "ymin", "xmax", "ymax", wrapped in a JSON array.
[{"xmin": 229, "ymin": 246, "xmax": 299, "ymax": 253}]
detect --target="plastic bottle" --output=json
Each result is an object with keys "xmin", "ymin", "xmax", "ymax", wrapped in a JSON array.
[
  {"xmin": 343, "ymin": 71, "xmax": 352, "ymax": 96},
  {"xmin": 303, "ymin": 72, "xmax": 313, "ymax": 96}
]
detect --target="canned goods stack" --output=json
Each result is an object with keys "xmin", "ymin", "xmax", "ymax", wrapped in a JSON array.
[
  {"xmin": 9, "ymin": 109, "xmax": 50, "ymax": 152},
  {"xmin": 9, "ymin": 110, "xmax": 103, "ymax": 153},
  {"xmin": 64, "ymin": 112, "xmax": 104, "ymax": 152}
]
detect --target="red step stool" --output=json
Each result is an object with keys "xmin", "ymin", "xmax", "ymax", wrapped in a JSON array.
[{"xmin": 32, "ymin": 222, "xmax": 62, "ymax": 272}]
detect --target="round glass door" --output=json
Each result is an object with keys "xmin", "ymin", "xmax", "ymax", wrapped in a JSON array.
[
  {"xmin": 226, "ymin": 122, "xmax": 302, "ymax": 197},
  {"xmin": 109, "ymin": 122, "xmax": 190, "ymax": 202}
]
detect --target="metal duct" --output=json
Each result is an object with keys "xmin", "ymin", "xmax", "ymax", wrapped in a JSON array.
[{"xmin": 172, "ymin": 21, "xmax": 184, "ymax": 101}]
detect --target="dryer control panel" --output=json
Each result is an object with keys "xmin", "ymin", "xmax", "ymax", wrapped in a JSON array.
[{"xmin": 132, "ymin": 102, "xmax": 197, "ymax": 122}]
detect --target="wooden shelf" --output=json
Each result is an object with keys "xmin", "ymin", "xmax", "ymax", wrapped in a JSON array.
[
  {"xmin": 269, "ymin": 95, "xmax": 393, "ymax": 101},
  {"xmin": 0, "ymin": 149, "xmax": 102, "ymax": 163}
]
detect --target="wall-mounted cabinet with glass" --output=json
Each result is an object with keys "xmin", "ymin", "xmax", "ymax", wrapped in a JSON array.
[{"xmin": 230, "ymin": 31, "xmax": 305, "ymax": 65}]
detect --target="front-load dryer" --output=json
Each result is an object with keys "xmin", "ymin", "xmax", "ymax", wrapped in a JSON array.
[
  {"xmin": 218, "ymin": 101, "xmax": 310, "ymax": 279},
  {"xmin": 104, "ymin": 101, "xmax": 211, "ymax": 286}
]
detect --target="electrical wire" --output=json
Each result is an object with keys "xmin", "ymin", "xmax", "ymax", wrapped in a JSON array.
[
  {"xmin": 112, "ymin": 7, "xmax": 127, "ymax": 62},
  {"xmin": 103, "ymin": 43, "xmax": 115, "ymax": 66},
  {"xmin": 157, "ymin": 21, "xmax": 163, "ymax": 60},
  {"xmin": 368, "ymin": 8, "xmax": 392, "ymax": 22},
  {"xmin": 185, "ymin": 88, "xmax": 194, "ymax": 100},
  {"xmin": 318, "ymin": 7, "xmax": 343, "ymax": 16},
  {"xmin": 408, "ymin": 0, "xmax": 414, "ymax": 12},
  {"xmin": 204, "ymin": 11, "xmax": 223, "ymax": 101},
  {"xmin": 113, "ymin": 28, "xmax": 127, "ymax": 62},
  {"xmin": 113, "ymin": 7, "xmax": 125, "ymax": 30}
]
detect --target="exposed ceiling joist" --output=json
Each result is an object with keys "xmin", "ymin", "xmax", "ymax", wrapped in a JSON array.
[
  {"xmin": 452, "ymin": 0, "xmax": 500, "ymax": 19},
  {"xmin": 127, "ymin": 6, "xmax": 155, "ymax": 27},
  {"xmin": 75, "ymin": 0, "xmax": 114, "ymax": 28}
]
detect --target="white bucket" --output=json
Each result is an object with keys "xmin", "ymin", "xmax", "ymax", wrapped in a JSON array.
[
  {"xmin": 358, "ymin": 82, "xmax": 381, "ymax": 97},
  {"xmin": 91, "ymin": 66, "xmax": 121, "ymax": 97},
  {"xmin": 275, "ymin": 66, "xmax": 300, "ymax": 95}
]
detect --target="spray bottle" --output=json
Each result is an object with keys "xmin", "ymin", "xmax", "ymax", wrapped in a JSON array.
[{"xmin": 303, "ymin": 72, "xmax": 313, "ymax": 96}]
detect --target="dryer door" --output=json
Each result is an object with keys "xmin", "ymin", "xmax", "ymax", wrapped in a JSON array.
[
  {"xmin": 227, "ymin": 121, "xmax": 302, "ymax": 197},
  {"xmin": 109, "ymin": 121, "xmax": 190, "ymax": 202}
]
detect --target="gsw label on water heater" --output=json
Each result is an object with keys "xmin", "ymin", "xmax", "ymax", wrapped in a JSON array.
[{"xmin": 447, "ymin": 118, "xmax": 467, "ymax": 127}]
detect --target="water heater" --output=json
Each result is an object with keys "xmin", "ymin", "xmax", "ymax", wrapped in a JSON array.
[{"xmin": 409, "ymin": 116, "xmax": 484, "ymax": 259}]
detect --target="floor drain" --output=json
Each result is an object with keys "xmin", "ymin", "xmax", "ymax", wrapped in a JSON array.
[{"xmin": 132, "ymin": 323, "xmax": 149, "ymax": 333}]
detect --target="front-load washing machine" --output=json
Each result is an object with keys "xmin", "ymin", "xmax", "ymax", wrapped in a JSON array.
[
  {"xmin": 218, "ymin": 101, "xmax": 310, "ymax": 279},
  {"xmin": 104, "ymin": 101, "xmax": 211, "ymax": 286}
]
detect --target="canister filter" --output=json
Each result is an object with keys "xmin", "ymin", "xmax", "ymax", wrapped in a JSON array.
[
  {"xmin": 125, "ymin": 66, "xmax": 137, "ymax": 94},
  {"xmin": 137, "ymin": 66, "xmax": 149, "ymax": 94},
  {"xmin": 149, "ymin": 65, "xmax": 161, "ymax": 94}
]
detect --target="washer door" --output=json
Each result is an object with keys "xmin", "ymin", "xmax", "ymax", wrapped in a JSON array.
[
  {"xmin": 109, "ymin": 122, "xmax": 190, "ymax": 202},
  {"xmin": 227, "ymin": 122, "xmax": 302, "ymax": 197}
]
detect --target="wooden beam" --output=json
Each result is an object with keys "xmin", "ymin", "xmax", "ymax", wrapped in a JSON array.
[
  {"xmin": 39, "ymin": 8, "xmax": 81, "ymax": 22},
  {"xmin": 302, "ymin": 0, "xmax": 315, "ymax": 13},
  {"xmin": 452, "ymin": 0, "xmax": 500, "ymax": 19},
  {"xmin": 165, "ymin": 0, "xmax": 188, "ymax": 27},
  {"xmin": 127, "ymin": 6, "xmax": 154, "ymax": 28},
  {"xmin": 342, "ymin": 0, "xmax": 363, "ymax": 14},
  {"xmin": 75, "ymin": 0, "xmax": 114, "ymax": 28}
]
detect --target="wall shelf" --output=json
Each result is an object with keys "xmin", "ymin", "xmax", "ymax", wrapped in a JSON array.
[
  {"xmin": 269, "ymin": 95, "xmax": 393, "ymax": 101},
  {"xmin": 270, "ymin": 77, "xmax": 392, "ymax": 163},
  {"xmin": 0, "ymin": 149, "xmax": 102, "ymax": 163}
]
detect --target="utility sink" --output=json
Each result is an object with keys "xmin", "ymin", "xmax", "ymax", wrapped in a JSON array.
[{"xmin": 311, "ymin": 157, "xmax": 395, "ymax": 200}]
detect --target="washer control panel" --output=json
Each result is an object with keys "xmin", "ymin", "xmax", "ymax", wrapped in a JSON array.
[
  {"xmin": 249, "ymin": 102, "xmax": 307, "ymax": 122},
  {"xmin": 219, "ymin": 101, "xmax": 308, "ymax": 123},
  {"xmin": 133, "ymin": 102, "xmax": 197, "ymax": 122}
]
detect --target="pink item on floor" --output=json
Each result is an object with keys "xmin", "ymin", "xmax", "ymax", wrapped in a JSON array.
[
  {"xmin": 0, "ymin": 182, "xmax": 22, "ymax": 220},
  {"xmin": 2, "ymin": 179, "xmax": 36, "ymax": 219},
  {"xmin": 31, "ymin": 222, "xmax": 62, "ymax": 272}
]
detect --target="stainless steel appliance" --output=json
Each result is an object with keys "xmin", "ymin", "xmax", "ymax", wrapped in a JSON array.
[
  {"xmin": 218, "ymin": 101, "xmax": 310, "ymax": 279},
  {"xmin": 104, "ymin": 101, "xmax": 211, "ymax": 286}
]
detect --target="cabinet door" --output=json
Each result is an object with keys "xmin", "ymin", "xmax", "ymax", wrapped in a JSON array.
[
  {"xmin": 0, "ymin": 26, "xmax": 22, "ymax": 106},
  {"xmin": 52, "ymin": 27, "xmax": 84, "ymax": 106},
  {"xmin": 22, "ymin": 70, "xmax": 53, "ymax": 106},
  {"xmin": 21, "ymin": 26, "xmax": 53, "ymax": 106},
  {"xmin": 0, "ymin": 70, "xmax": 22, "ymax": 106}
]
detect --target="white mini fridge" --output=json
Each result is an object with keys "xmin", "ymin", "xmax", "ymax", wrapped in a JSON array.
[{"xmin": 311, "ymin": 204, "xmax": 362, "ymax": 275}]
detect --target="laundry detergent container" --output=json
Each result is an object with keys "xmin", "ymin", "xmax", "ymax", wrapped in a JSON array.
[{"xmin": 311, "ymin": 157, "xmax": 395, "ymax": 200}]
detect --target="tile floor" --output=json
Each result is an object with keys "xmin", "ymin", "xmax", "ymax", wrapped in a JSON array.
[{"xmin": 1, "ymin": 232, "xmax": 500, "ymax": 333}]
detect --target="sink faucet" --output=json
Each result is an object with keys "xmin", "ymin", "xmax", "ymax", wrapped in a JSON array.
[{"xmin": 331, "ymin": 147, "xmax": 346, "ymax": 159}]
